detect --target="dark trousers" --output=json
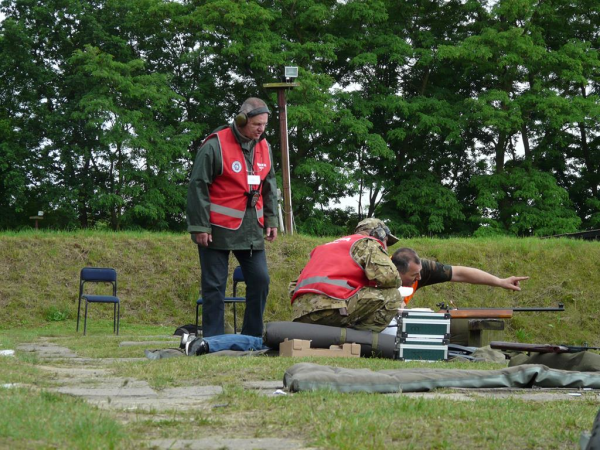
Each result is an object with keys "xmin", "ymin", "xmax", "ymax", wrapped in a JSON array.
[{"xmin": 198, "ymin": 247, "xmax": 270, "ymax": 337}]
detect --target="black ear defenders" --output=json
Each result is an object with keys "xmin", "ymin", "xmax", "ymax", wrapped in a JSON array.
[
  {"xmin": 370, "ymin": 226, "xmax": 388, "ymax": 242},
  {"xmin": 235, "ymin": 106, "xmax": 271, "ymax": 127}
]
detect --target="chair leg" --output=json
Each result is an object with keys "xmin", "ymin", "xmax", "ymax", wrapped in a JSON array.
[
  {"xmin": 83, "ymin": 301, "xmax": 88, "ymax": 336},
  {"xmin": 233, "ymin": 303, "xmax": 238, "ymax": 334},
  {"xmin": 76, "ymin": 298, "xmax": 82, "ymax": 332},
  {"xmin": 113, "ymin": 303, "xmax": 117, "ymax": 334},
  {"xmin": 116, "ymin": 303, "xmax": 120, "ymax": 335}
]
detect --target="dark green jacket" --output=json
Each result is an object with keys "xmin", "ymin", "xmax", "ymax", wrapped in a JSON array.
[{"xmin": 186, "ymin": 123, "xmax": 279, "ymax": 251}]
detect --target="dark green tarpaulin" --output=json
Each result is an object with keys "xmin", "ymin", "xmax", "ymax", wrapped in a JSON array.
[
  {"xmin": 284, "ymin": 363, "xmax": 600, "ymax": 393},
  {"xmin": 508, "ymin": 351, "xmax": 600, "ymax": 372}
]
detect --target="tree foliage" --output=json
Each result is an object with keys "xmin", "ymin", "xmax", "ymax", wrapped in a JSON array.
[{"xmin": 0, "ymin": 0, "xmax": 598, "ymax": 236}]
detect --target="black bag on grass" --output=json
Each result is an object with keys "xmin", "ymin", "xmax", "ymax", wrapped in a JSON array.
[{"xmin": 173, "ymin": 324, "xmax": 200, "ymax": 336}]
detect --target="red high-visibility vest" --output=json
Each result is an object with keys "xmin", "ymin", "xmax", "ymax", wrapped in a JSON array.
[
  {"xmin": 207, "ymin": 128, "xmax": 271, "ymax": 229},
  {"xmin": 291, "ymin": 235, "xmax": 382, "ymax": 303}
]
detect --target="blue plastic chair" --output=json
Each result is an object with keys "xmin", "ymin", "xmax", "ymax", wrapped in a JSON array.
[
  {"xmin": 196, "ymin": 266, "xmax": 246, "ymax": 334},
  {"xmin": 77, "ymin": 267, "xmax": 120, "ymax": 335}
]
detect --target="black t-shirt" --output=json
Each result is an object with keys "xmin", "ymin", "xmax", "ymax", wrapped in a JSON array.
[{"xmin": 417, "ymin": 259, "xmax": 453, "ymax": 291}]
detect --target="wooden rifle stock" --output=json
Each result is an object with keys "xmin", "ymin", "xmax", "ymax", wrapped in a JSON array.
[{"xmin": 441, "ymin": 309, "xmax": 513, "ymax": 319}]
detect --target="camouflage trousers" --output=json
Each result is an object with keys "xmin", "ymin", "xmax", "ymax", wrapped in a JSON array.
[{"xmin": 292, "ymin": 287, "xmax": 403, "ymax": 333}]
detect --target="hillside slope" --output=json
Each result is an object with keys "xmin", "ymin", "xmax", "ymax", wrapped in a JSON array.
[{"xmin": 1, "ymin": 231, "xmax": 598, "ymax": 344}]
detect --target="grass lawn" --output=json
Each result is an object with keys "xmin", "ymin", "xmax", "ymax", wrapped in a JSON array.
[{"xmin": 1, "ymin": 321, "xmax": 598, "ymax": 449}]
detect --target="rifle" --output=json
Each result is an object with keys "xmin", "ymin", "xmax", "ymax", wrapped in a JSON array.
[
  {"xmin": 436, "ymin": 302, "xmax": 565, "ymax": 319},
  {"xmin": 490, "ymin": 341, "xmax": 600, "ymax": 354}
]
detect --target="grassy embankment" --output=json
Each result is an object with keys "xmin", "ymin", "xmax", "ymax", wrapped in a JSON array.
[{"xmin": 1, "ymin": 230, "xmax": 599, "ymax": 344}]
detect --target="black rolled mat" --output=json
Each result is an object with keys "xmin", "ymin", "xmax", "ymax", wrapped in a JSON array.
[{"xmin": 264, "ymin": 321, "xmax": 396, "ymax": 358}]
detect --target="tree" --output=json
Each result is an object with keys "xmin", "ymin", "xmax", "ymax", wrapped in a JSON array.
[
  {"xmin": 1, "ymin": 0, "xmax": 597, "ymax": 235},
  {"xmin": 0, "ymin": 0, "xmax": 192, "ymax": 229},
  {"xmin": 471, "ymin": 163, "xmax": 581, "ymax": 236},
  {"xmin": 69, "ymin": 45, "xmax": 188, "ymax": 230}
]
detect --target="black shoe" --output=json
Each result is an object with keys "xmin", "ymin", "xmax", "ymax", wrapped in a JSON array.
[
  {"xmin": 186, "ymin": 338, "xmax": 210, "ymax": 356},
  {"xmin": 179, "ymin": 332, "xmax": 196, "ymax": 350}
]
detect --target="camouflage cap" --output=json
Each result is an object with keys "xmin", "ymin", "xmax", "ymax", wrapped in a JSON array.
[{"xmin": 354, "ymin": 218, "xmax": 399, "ymax": 245}]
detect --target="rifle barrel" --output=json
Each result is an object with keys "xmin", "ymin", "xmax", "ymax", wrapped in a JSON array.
[
  {"xmin": 512, "ymin": 306, "xmax": 565, "ymax": 312},
  {"xmin": 490, "ymin": 341, "xmax": 600, "ymax": 353}
]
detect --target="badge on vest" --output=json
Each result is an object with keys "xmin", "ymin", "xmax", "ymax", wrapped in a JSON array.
[
  {"xmin": 247, "ymin": 175, "xmax": 260, "ymax": 186},
  {"xmin": 232, "ymin": 161, "xmax": 243, "ymax": 173}
]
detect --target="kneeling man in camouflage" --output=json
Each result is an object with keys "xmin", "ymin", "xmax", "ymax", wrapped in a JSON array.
[{"xmin": 290, "ymin": 218, "xmax": 404, "ymax": 332}]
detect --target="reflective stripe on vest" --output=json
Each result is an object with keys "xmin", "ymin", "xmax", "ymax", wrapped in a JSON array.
[
  {"xmin": 295, "ymin": 276, "xmax": 355, "ymax": 291},
  {"xmin": 207, "ymin": 128, "xmax": 271, "ymax": 230}
]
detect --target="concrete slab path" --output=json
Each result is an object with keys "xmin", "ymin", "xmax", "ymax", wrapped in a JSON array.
[{"xmin": 15, "ymin": 337, "xmax": 314, "ymax": 449}]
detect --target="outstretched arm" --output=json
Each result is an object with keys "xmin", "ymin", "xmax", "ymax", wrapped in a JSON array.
[{"xmin": 451, "ymin": 266, "xmax": 529, "ymax": 291}]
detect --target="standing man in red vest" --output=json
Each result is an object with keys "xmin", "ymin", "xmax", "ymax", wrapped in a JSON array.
[
  {"xmin": 187, "ymin": 97, "xmax": 279, "ymax": 337},
  {"xmin": 290, "ymin": 218, "xmax": 405, "ymax": 332}
]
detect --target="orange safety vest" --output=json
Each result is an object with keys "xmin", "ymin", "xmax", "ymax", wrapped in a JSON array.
[
  {"xmin": 207, "ymin": 128, "xmax": 271, "ymax": 230},
  {"xmin": 291, "ymin": 235, "xmax": 382, "ymax": 303},
  {"xmin": 402, "ymin": 280, "xmax": 419, "ymax": 305}
]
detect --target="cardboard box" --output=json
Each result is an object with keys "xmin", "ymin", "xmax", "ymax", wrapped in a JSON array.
[{"xmin": 279, "ymin": 339, "xmax": 361, "ymax": 358}]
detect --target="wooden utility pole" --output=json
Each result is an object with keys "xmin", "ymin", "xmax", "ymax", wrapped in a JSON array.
[
  {"xmin": 264, "ymin": 80, "xmax": 299, "ymax": 234},
  {"xmin": 29, "ymin": 211, "xmax": 44, "ymax": 230}
]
